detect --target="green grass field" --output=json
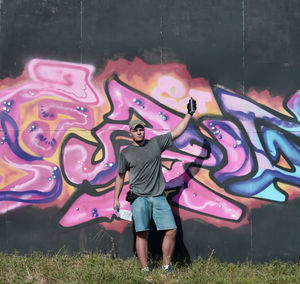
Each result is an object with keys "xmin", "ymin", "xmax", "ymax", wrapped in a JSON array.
[{"xmin": 0, "ymin": 252, "xmax": 299, "ymax": 283}]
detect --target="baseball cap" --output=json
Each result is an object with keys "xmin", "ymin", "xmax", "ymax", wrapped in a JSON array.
[{"xmin": 129, "ymin": 119, "xmax": 146, "ymax": 130}]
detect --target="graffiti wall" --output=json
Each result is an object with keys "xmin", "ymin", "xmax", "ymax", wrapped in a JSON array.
[
  {"xmin": 1, "ymin": 0, "xmax": 300, "ymax": 262},
  {"xmin": 1, "ymin": 57, "xmax": 300, "ymax": 259}
]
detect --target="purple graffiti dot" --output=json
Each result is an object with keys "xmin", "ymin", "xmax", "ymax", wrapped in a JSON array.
[
  {"xmin": 91, "ymin": 208, "xmax": 98, "ymax": 217},
  {"xmin": 140, "ymin": 105, "xmax": 144, "ymax": 109},
  {"xmin": 233, "ymin": 144, "xmax": 237, "ymax": 148},
  {"xmin": 162, "ymin": 115, "xmax": 168, "ymax": 121},
  {"xmin": 133, "ymin": 98, "xmax": 137, "ymax": 102},
  {"xmin": 193, "ymin": 193, "xmax": 197, "ymax": 197},
  {"xmin": 218, "ymin": 135, "xmax": 222, "ymax": 139},
  {"xmin": 48, "ymin": 177, "xmax": 52, "ymax": 181},
  {"xmin": 39, "ymin": 135, "xmax": 46, "ymax": 142},
  {"xmin": 236, "ymin": 140, "xmax": 242, "ymax": 145},
  {"xmin": 76, "ymin": 208, "xmax": 79, "ymax": 211}
]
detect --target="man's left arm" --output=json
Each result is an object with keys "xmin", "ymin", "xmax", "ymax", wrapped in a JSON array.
[
  {"xmin": 171, "ymin": 113, "xmax": 192, "ymax": 140},
  {"xmin": 171, "ymin": 98, "xmax": 197, "ymax": 140}
]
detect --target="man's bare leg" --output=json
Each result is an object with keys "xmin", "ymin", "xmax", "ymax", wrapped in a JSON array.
[
  {"xmin": 162, "ymin": 228, "xmax": 177, "ymax": 265},
  {"xmin": 136, "ymin": 231, "xmax": 150, "ymax": 268}
]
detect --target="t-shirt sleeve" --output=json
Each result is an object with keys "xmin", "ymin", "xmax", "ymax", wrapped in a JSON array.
[
  {"xmin": 117, "ymin": 150, "xmax": 129, "ymax": 174},
  {"xmin": 155, "ymin": 132, "xmax": 173, "ymax": 152}
]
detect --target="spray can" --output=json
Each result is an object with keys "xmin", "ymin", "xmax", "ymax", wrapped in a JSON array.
[{"xmin": 189, "ymin": 97, "xmax": 196, "ymax": 113}]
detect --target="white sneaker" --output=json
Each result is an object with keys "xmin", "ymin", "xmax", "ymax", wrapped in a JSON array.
[
  {"xmin": 162, "ymin": 264, "xmax": 173, "ymax": 273},
  {"xmin": 141, "ymin": 266, "xmax": 150, "ymax": 273}
]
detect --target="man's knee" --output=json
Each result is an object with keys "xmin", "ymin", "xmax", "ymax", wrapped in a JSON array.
[
  {"xmin": 136, "ymin": 230, "xmax": 150, "ymax": 240},
  {"xmin": 165, "ymin": 228, "xmax": 177, "ymax": 238}
]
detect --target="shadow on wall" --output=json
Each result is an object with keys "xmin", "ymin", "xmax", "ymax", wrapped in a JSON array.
[{"xmin": 167, "ymin": 139, "xmax": 211, "ymax": 263}]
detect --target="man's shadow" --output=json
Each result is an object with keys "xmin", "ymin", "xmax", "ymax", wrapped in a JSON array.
[{"xmin": 133, "ymin": 139, "xmax": 211, "ymax": 264}]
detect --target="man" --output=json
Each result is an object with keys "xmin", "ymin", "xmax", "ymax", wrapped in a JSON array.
[{"xmin": 113, "ymin": 98, "xmax": 197, "ymax": 273}]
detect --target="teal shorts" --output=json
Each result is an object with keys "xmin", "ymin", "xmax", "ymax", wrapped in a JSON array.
[{"xmin": 130, "ymin": 194, "xmax": 177, "ymax": 232}]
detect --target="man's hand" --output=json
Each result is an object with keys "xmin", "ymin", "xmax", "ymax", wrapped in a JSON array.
[
  {"xmin": 187, "ymin": 97, "xmax": 197, "ymax": 116},
  {"xmin": 113, "ymin": 199, "xmax": 120, "ymax": 211}
]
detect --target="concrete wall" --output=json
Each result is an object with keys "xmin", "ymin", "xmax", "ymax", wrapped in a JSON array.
[{"xmin": 0, "ymin": 0, "xmax": 300, "ymax": 262}]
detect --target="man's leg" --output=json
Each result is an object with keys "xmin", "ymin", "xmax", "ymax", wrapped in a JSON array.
[
  {"xmin": 130, "ymin": 197, "xmax": 151, "ymax": 269},
  {"xmin": 136, "ymin": 230, "xmax": 150, "ymax": 268},
  {"xmin": 162, "ymin": 228, "xmax": 177, "ymax": 265},
  {"xmin": 152, "ymin": 195, "xmax": 177, "ymax": 266}
]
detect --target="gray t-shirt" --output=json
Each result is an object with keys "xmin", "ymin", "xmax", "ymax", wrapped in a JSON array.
[{"xmin": 118, "ymin": 132, "xmax": 173, "ymax": 197}]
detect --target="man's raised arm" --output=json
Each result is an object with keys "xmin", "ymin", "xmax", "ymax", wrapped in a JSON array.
[{"xmin": 171, "ymin": 98, "xmax": 197, "ymax": 140}]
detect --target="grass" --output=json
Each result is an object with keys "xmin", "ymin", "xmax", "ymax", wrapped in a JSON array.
[{"xmin": 0, "ymin": 252, "xmax": 299, "ymax": 283}]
